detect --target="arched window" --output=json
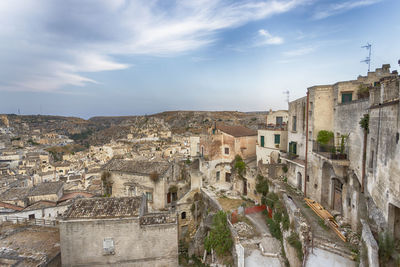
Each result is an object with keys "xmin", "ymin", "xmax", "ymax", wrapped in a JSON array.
[{"xmin": 181, "ymin": 212, "xmax": 186, "ymax": 220}]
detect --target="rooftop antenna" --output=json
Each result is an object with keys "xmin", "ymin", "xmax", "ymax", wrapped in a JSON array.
[
  {"xmin": 361, "ymin": 43, "xmax": 372, "ymax": 72},
  {"xmin": 283, "ymin": 90, "xmax": 290, "ymax": 104},
  {"xmin": 18, "ymin": 108, "xmax": 20, "ymax": 115}
]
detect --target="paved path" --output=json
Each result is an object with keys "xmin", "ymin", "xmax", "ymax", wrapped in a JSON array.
[
  {"xmin": 244, "ymin": 212, "xmax": 283, "ymax": 267},
  {"xmin": 306, "ymin": 248, "xmax": 356, "ymax": 267}
]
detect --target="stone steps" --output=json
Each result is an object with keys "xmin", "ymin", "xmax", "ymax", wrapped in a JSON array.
[{"xmin": 312, "ymin": 238, "xmax": 355, "ymax": 260}]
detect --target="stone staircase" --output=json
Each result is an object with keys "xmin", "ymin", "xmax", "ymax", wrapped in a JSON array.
[{"xmin": 312, "ymin": 236, "xmax": 355, "ymax": 260}]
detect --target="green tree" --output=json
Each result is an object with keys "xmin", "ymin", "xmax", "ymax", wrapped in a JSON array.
[
  {"xmin": 233, "ymin": 155, "xmax": 246, "ymax": 177},
  {"xmin": 204, "ymin": 211, "xmax": 233, "ymax": 256},
  {"xmin": 317, "ymin": 130, "xmax": 334, "ymax": 145},
  {"xmin": 256, "ymin": 175, "xmax": 269, "ymax": 196}
]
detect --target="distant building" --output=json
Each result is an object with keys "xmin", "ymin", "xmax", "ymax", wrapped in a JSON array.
[
  {"xmin": 60, "ymin": 196, "xmax": 178, "ymax": 267},
  {"xmin": 256, "ymin": 110, "xmax": 288, "ymax": 164},
  {"xmin": 102, "ymin": 159, "xmax": 182, "ymax": 211}
]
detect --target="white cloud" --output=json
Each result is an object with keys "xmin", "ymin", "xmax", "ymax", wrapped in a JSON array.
[
  {"xmin": 0, "ymin": 0, "xmax": 308, "ymax": 92},
  {"xmin": 257, "ymin": 29, "xmax": 284, "ymax": 45},
  {"xmin": 283, "ymin": 46, "xmax": 315, "ymax": 57},
  {"xmin": 313, "ymin": 0, "xmax": 382, "ymax": 20}
]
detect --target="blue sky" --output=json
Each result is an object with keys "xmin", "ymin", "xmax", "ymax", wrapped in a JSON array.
[{"xmin": 0, "ymin": 0, "xmax": 399, "ymax": 118}]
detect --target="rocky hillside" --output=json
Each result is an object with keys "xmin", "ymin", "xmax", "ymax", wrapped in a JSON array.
[{"xmin": 1, "ymin": 111, "xmax": 268, "ymax": 146}]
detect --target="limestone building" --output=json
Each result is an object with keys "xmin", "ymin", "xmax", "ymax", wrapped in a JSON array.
[{"xmin": 60, "ymin": 196, "xmax": 178, "ymax": 267}]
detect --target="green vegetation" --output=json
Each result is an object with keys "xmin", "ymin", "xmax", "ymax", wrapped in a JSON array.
[
  {"xmin": 282, "ymin": 165, "xmax": 288, "ymax": 173},
  {"xmin": 69, "ymin": 129, "xmax": 93, "ymax": 141},
  {"xmin": 10, "ymin": 136, "xmax": 21, "ymax": 141},
  {"xmin": 46, "ymin": 144, "xmax": 85, "ymax": 162},
  {"xmin": 317, "ymin": 130, "xmax": 334, "ymax": 145},
  {"xmin": 204, "ymin": 211, "xmax": 233, "ymax": 256},
  {"xmin": 255, "ymin": 175, "xmax": 269, "ymax": 196},
  {"xmin": 27, "ymin": 139, "xmax": 39, "ymax": 146},
  {"xmin": 318, "ymin": 218, "xmax": 330, "ymax": 231},
  {"xmin": 233, "ymin": 155, "xmax": 246, "ymax": 177},
  {"xmin": 266, "ymin": 217, "xmax": 282, "ymax": 240},
  {"xmin": 359, "ymin": 114, "xmax": 369, "ymax": 132},
  {"xmin": 101, "ymin": 171, "xmax": 112, "ymax": 196},
  {"xmin": 378, "ymin": 231, "xmax": 400, "ymax": 266},
  {"xmin": 287, "ymin": 232, "xmax": 303, "ymax": 261},
  {"xmin": 357, "ymin": 84, "xmax": 370, "ymax": 99}
]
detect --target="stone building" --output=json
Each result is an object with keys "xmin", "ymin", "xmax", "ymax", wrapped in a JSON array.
[
  {"xmin": 199, "ymin": 123, "xmax": 257, "ymax": 162},
  {"xmin": 366, "ymin": 74, "xmax": 400, "ymax": 236},
  {"xmin": 102, "ymin": 158, "xmax": 185, "ymax": 211},
  {"xmin": 60, "ymin": 196, "xmax": 178, "ymax": 267},
  {"xmin": 198, "ymin": 123, "xmax": 257, "ymax": 191},
  {"xmin": 282, "ymin": 97, "xmax": 307, "ymax": 191},
  {"xmin": 287, "ymin": 64, "xmax": 398, "ymax": 232},
  {"xmin": 256, "ymin": 110, "xmax": 288, "ymax": 164}
]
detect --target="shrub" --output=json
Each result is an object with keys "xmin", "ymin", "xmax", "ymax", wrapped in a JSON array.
[
  {"xmin": 256, "ymin": 177, "xmax": 269, "ymax": 196},
  {"xmin": 378, "ymin": 231, "xmax": 398, "ymax": 265},
  {"xmin": 282, "ymin": 165, "xmax": 288, "ymax": 173},
  {"xmin": 282, "ymin": 212, "xmax": 290, "ymax": 231},
  {"xmin": 317, "ymin": 130, "xmax": 334, "ymax": 145},
  {"xmin": 287, "ymin": 232, "xmax": 303, "ymax": 261},
  {"xmin": 233, "ymin": 155, "xmax": 246, "ymax": 177},
  {"xmin": 266, "ymin": 217, "xmax": 282, "ymax": 240},
  {"xmin": 359, "ymin": 114, "xmax": 369, "ymax": 132},
  {"xmin": 266, "ymin": 192, "xmax": 279, "ymax": 209},
  {"xmin": 204, "ymin": 211, "xmax": 233, "ymax": 256}
]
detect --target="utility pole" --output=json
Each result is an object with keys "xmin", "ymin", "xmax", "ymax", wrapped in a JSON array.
[{"xmin": 361, "ymin": 43, "xmax": 372, "ymax": 72}]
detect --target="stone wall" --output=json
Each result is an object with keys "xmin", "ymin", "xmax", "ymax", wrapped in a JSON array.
[{"xmin": 60, "ymin": 217, "xmax": 178, "ymax": 267}]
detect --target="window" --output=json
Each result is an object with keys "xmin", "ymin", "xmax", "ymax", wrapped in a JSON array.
[
  {"xmin": 341, "ymin": 92, "xmax": 353, "ymax": 103},
  {"xmin": 225, "ymin": 172, "xmax": 231, "ymax": 182},
  {"xmin": 274, "ymin": 134, "xmax": 281, "ymax": 144},
  {"xmin": 146, "ymin": 192, "xmax": 153, "ymax": 202},
  {"xmin": 224, "ymin": 147, "xmax": 229, "ymax": 155},
  {"xmin": 276, "ymin": 116, "xmax": 283, "ymax": 125},
  {"xmin": 216, "ymin": 171, "xmax": 220, "ymax": 181},
  {"xmin": 172, "ymin": 192, "xmax": 177, "ymax": 202},
  {"xmin": 292, "ymin": 116, "xmax": 297, "ymax": 131},
  {"xmin": 289, "ymin": 142, "xmax": 297, "ymax": 155},
  {"xmin": 181, "ymin": 212, "xmax": 186, "ymax": 220},
  {"xmin": 260, "ymin": 136, "xmax": 265, "ymax": 147}
]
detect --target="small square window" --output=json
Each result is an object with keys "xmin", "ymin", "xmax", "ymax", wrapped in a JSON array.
[{"xmin": 224, "ymin": 147, "xmax": 229, "ymax": 155}]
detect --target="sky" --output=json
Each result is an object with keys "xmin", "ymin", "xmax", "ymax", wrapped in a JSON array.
[{"xmin": 0, "ymin": 0, "xmax": 399, "ymax": 119}]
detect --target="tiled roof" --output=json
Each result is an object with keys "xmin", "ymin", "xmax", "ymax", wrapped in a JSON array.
[
  {"xmin": 0, "ymin": 201, "xmax": 24, "ymax": 211},
  {"xmin": 63, "ymin": 197, "xmax": 142, "ymax": 219},
  {"xmin": 23, "ymin": 200, "xmax": 57, "ymax": 211},
  {"xmin": 102, "ymin": 159, "xmax": 170, "ymax": 175},
  {"xmin": 27, "ymin": 181, "xmax": 63, "ymax": 197},
  {"xmin": 58, "ymin": 192, "xmax": 94, "ymax": 203},
  {"xmin": 0, "ymin": 187, "xmax": 31, "ymax": 201},
  {"xmin": 215, "ymin": 123, "xmax": 257, "ymax": 137}
]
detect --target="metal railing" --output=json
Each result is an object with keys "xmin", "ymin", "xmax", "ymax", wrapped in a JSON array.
[
  {"xmin": 312, "ymin": 141, "xmax": 349, "ymax": 160},
  {"xmin": 2, "ymin": 216, "xmax": 59, "ymax": 227}
]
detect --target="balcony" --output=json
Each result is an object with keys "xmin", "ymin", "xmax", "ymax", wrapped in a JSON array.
[{"xmin": 312, "ymin": 141, "xmax": 349, "ymax": 160}]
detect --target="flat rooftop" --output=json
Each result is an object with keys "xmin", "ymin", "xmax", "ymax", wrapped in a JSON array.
[
  {"xmin": 0, "ymin": 223, "xmax": 60, "ymax": 267},
  {"xmin": 63, "ymin": 197, "xmax": 143, "ymax": 219}
]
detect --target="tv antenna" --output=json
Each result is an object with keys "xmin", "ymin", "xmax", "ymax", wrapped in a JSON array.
[
  {"xmin": 283, "ymin": 90, "xmax": 290, "ymax": 104},
  {"xmin": 361, "ymin": 43, "xmax": 372, "ymax": 72}
]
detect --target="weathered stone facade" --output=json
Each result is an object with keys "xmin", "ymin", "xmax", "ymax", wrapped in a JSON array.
[{"xmin": 60, "ymin": 196, "xmax": 179, "ymax": 267}]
